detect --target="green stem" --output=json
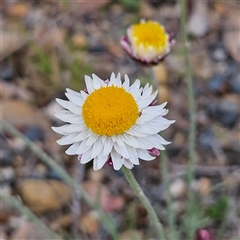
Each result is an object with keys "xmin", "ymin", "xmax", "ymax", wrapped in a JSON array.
[
  {"xmin": 180, "ymin": 0, "xmax": 196, "ymax": 199},
  {"xmin": 1, "ymin": 119, "xmax": 119, "ymax": 240},
  {"xmin": 0, "ymin": 193, "xmax": 60, "ymax": 239},
  {"xmin": 149, "ymin": 67, "xmax": 158, "ymax": 90},
  {"xmin": 180, "ymin": 0, "xmax": 197, "ymax": 239},
  {"xmin": 160, "ymin": 151, "xmax": 178, "ymax": 240},
  {"xmin": 122, "ymin": 166, "xmax": 167, "ymax": 240},
  {"xmin": 150, "ymin": 66, "xmax": 177, "ymax": 239}
]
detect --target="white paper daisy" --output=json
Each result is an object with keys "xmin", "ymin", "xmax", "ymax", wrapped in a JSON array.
[{"xmin": 52, "ymin": 73, "xmax": 175, "ymax": 171}]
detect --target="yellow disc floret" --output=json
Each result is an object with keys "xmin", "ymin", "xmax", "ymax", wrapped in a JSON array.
[
  {"xmin": 131, "ymin": 20, "xmax": 168, "ymax": 55},
  {"xmin": 82, "ymin": 86, "xmax": 139, "ymax": 136}
]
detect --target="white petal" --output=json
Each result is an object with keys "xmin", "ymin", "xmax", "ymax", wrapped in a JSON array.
[
  {"xmin": 134, "ymin": 116, "xmax": 174, "ymax": 134},
  {"xmin": 80, "ymin": 90, "xmax": 88, "ymax": 100},
  {"xmin": 55, "ymin": 113, "xmax": 83, "ymax": 124},
  {"xmin": 92, "ymin": 74, "xmax": 105, "ymax": 89},
  {"xmin": 85, "ymin": 134, "xmax": 99, "ymax": 146},
  {"xmin": 137, "ymin": 136, "xmax": 156, "ymax": 149},
  {"xmin": 57, "ymin": 133, "xmax": 79, "ymax": 145},
  {"xmin": 96, "ymin": 154, "xmax": 108, "ymax": 170},
  {"xmin": 76, "ymin": 139, "xmax": 92, "ymax": 155},
  {"xmin": 56, "ymin": 99, "xmax": 82, "ymax": 115},
  {"xmin": 137, "ymin": 114, "xmax": 155, "ymax": 124},
  {"xmin": 101, "ymin": 135, "xmax": 107, "ymax": 143},
  {"xmin": 73, "ymin": 129, "xmax": 92, "ymax": 142},
  {"xmin": 111, "ymin": 149, "xmax": 123, "ymax": 170},
  {"xmin": 137, "ymin": 105, "xmax": 168, "ymax": 124},
  {"xmin": 123, "ymin": 159, "xmax": 134, "ymax": 169},
  {"xmin": 65, "ymin": 142, "xmax": 81, "ymax": 155},
  {"xmin": 66, "ymin": 88, "xmax": 81, "ymax": 97},
  {"xmin": 111, "ymin": 135, "xmax": 117, "ymax": 142},
  {"xmin": 129, "ymin": 79, "xmax": 140, "ymax": 93},
  {"xmin": 103, "ymin": 137, "xmax": 114, "ymax": 156},
  {"xmin": 142, "ymin": 103, "xmax": 168, "ymax": 115},
  {"xmin": 52, "ymin": 124, "xmax": 83, "ymax": 135},
  {"xmin": 144, "ymin": 134, "xmax": 166, "ymax": 149},
  {"xmin": 151, "ymin": 134, "xmax": 171, "ymax": 146},
  {"xmin": 142, "ymin": 85, "xmax": 153, "ymax": 97},
  {"xmin": 114, "ymin": 142, "xmax": 130, "ymax": 159},
  {"xmin": 134, "ymin": 124, "xmax": 158, "ymax": 135},
  {"xmin": 91, "ymin": 138, "xmax": 104, "ymax": 158},
  {"xmin": 121, "ymin": 134, "xmax": 140, "ymax": 148},
  {"xmin": 136, "ymin": 149, "xmax": 155, "ymax": 161},
  {"xmin": 67, "ymin": 105, "xmax": 81, "ymax": 115},
  {"xmin": 85, "ymin": 75, "xmax": 94, "ymax": 94},
  {"xmin": 109, "ymin": 72, "xmax": 116, "ymax": 86},
  {"xmin": 138, "ymin": 90, "xmax": 158, "ymax": 109},
  {"xmin": 126, "ymin": 127, "xmax": 147, "ymax": 137},
  {"xmin": 146, "ymin": 116, "xmax": 175, "ymax": 132},
  {"xmin": 143, "ymin": 83, "xmax": 150, "ymax": 93},
  {"xmin": 65, "ymin": 92, "xmax": 84, "ymax": 106},
  {"xmin": 115, "ymin": 135, "xmax": 125, "ymax": 147},
  {"xmin": 125, "ymin": 145, "xmax": 139, "ymax": 165},
  {"xmin": 93, "ymin": 158, "xmax": 98, "ymax": 171},
  {"xmin": 56, "ymin": 98, "xmax": 77, "ymax": 108},
  {"xmin": 115, "ymin": 73, "xmax": 122, "ymax": 86},
  {"xmin": 81, "ymin": 149, "xmax": 92, "ymax": 164},
  {"xmin": 123, "ymin": 74, "xmax": 130, "ymax": 91}
]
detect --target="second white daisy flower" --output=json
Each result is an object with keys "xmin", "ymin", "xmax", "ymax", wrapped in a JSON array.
[{"xmin": 52, "ymin": 73, "xmax": 174, "ymax": 170}]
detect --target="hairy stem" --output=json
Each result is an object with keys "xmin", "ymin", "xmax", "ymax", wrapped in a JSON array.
[
  {"xmin": 122, "ymin": 166, "xmax": 167, "ymax": 240},
  {"xmin": 180, "ymin": 0, "xmax": 197, "ymax": 239}
]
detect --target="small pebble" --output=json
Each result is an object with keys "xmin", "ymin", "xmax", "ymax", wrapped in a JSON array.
[
  {"xmin": 88, "ymin": 45, "xmax": 107, "ymax": 53},
  {"xmin": 198, "ymin": 177, "xmax": 211, "ymax": 195},
  {"xmin": 72, "ymin": 34, "xmax": 88, "ymax": 48},
  {"xmin": 209, "ymin": 40, "xmax": 228, "ymax": 62},
  {"xmin": 0, "ymin": 167, "xmax": 15, "ymax": 182},
  {"xmin": 187, "ymin": 0, "xmax": 209, "ymax": 37},
  {"xmin": 198, "ymin": 127, "xmax": 215, "ymax": 151},
  {"xmin": 24, "ymin": 9, "xmax": 45, "ymax": 29},
  {"xmin": 0, "ymin": 184, "xmax": 12, "ymax": 195},
  {"xmin": 229, "ymin": 68, "xmax": 240, "ymax": 94},
  {"xmin": 0, "ymin": 67, "xmax": 14, "ymax": 81},
  {"xmin": 169, "ymin": 179, "xmax": 187, "ymax": 199},
  {"xmin": 80, "ymin": 211, "xmax": 100, "ymax": 234},
  {"xmin": 208, "ymin": 74, "xmax": 228, "ymax": 94},
  {"xmin": 207, "ymin": 96, "xmax": 239, "ymax": 128},
  {"xmin": 0, "ymin": 150, "xmax": 15, "ymax": 166},
  {"xmin": 46, "ymin": 169, "xmax": 63, "ymax": 180},
  {"xmin": 24, "ymin": 126, "xmax": 44, "ymax": 143},
  {"xmin": 171, "ymin": 201, "xmax": 186, "ymax": 215}
]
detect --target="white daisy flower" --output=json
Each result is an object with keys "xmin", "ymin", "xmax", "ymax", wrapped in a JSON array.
[{"xmin": 52, "ymin": 73, "xmax": 175, "ymax": 171}]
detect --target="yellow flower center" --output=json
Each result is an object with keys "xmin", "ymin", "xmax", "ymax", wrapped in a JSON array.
[
  {"xmin": 131, "ymin": 21, "xmax": 168, "ymax": 53},
  {"xmin": 82, "ymin": 86, "xmax": 139, "ymax": 136}
]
